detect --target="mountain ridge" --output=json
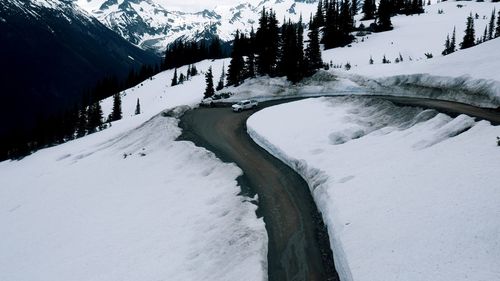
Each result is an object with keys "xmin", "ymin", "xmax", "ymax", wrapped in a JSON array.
[{"xmin": 75, "ymin": 0, "xmax": 319, "ymax": 53}]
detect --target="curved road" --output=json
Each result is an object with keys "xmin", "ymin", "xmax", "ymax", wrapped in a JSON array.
[{"xmin": 177, "ymin": 96, "xmax": 500, "ymax": 281}]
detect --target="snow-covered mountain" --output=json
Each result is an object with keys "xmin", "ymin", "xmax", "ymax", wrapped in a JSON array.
[
  {"xmin": 0, "ymin": 0, "xmax": 158, "ymax": 138},
  {"xmin": 75, "ymin": 0, "xmax": 318, "ymax": 53}
]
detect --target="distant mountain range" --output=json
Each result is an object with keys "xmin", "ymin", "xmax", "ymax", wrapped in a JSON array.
[
  {"xmin": 75, "ymin": 0, "xmax": 319, "ymax": 54},
  {"xmin": 0, "ymin": 0, "xmax": 159, "ymax": 138}
]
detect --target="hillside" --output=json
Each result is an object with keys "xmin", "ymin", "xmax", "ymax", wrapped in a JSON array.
[
  {"xmin": 0, "ymin": 0, "xmax": 159, "ymax": 139},
  {"xmin": 0, "ymin": 60, "xmax": 268, "ymax": 281}
]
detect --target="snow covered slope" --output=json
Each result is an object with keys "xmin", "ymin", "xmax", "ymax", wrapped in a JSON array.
[
  {"xmin": 75, "ymin": 0, "xmax": 317, "ymax": 52},
  {"xmin": 0, "ymin": 60, "xmax": 267, "ymax": 281},
  {"xmin": 323, "ymin": 1, "xmax": 500, "ymax": 105},
  {"xmin": 248, "ymin": 97, "xmax": 500, "ymax": 281}
]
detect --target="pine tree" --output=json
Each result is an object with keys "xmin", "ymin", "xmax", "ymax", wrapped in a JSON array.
[
  {"xmin": 496, "ymin": 9, "xmax": 500, "ymax": 38},
  {"xmin": 204, "ymin": 66, "xmax": 215, "ymax": 98},
  {"xmin": 460, "ymin": 13, "xmax": 476, "ymax": 49},
  {"xmin": 482, "ymin": 25, "xmax": 488, "ymax": 43},
  {"xmin": 352, "ymin": 0, "xmax": 359, "ymax": 16},
  {"xmin": 135, "ymin": 98, "xmax": 141, "ymax": 115},
  {"xmin": 87, "ymin": 101, "xmax": 103, "ymax": 133},
  {"xmin": 171, "ymin": 69, "xmax": 178, "ymax": 86},
  {"xmin": 442, "ymin": 34, "xmax": 451, "ymax": 55},
  {"xmin": 296, "ymin": 16, "xmax": 306, "ymax": 80},
  {"xmin": 216, "ymin": 63, "xmax": 225, "ymax": 91},
  {"xmin": 227, "ymin": 30, "xmax": 245, "ymax": 85},
  {"xmin": 313, "ymin": 0, "xmax": 325, "ymax": 27},
  {"xmin": 305, "ymin": 24, "xmax": 322, "ymax": 75},
  {"xmin": 245, "ymin": 27, "xmax": 256, "ymax": 79},
  {"xmin": 376, "ymin": 0, "xmax": 393, "ymax": 32},
  {"xmin": 186, "ymin": 65, "xmax": 191, "ymax": 80},
  {"xmin": 488, "ymin": 8, "xmax": 495, "ymax": 40},
  {"xmin": 245, "ymin": 52, "xmax": 256, "ymax": 79},
  {"xmin": 450, "ymin": 27, "xmax": 456, "ymax": 53},
  {"xmin": 76, "ymin": 107, "xmax": 87, "ymax": 137},
  {"xmin": 256, "ymin": 8, "xmax": 280, "ymax": 76},
  {"xmin": 191, "ymin": 65, "xmax": 198, "ymax": 76},
  {"xmin": 362, "ymin": 0, "xmax": 376, "ymax": 20},
  {"xmin": 279, "ymin": 19, "xmax": 304, "ymax": 82},
  {"xmin": 178, "ymin": 73, "xmax": 185, "ymax": 84},
  {"xmin": 111, "ymin": 92, "xmax": 122, "ymax": 121},
  {"xmin": 323, "ymin": 0, "xmax": 355, "ymax": 49}
]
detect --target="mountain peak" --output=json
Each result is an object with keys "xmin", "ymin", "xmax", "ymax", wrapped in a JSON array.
[{"xmin": 75, "ymin": 0, "xmax": 318, "ymax": 53}]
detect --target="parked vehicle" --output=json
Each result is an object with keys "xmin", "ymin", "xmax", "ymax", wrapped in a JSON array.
[
  {"xmin": 200, "ymin": 92, "xmax": 234, "ymax": 107},
  {"xmin": 232, "ymin": 100, "xmax": 258, "ymax": 112},
  {"xmin": 200, "ymin": 95, "xmax": 221, "ymax": 107}
]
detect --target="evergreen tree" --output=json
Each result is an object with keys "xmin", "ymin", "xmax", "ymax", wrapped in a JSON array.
[
  {"xmin": 442, "ymin": 34, "xmax": 451, "ymax": 55},
  {"xmin": 111, "ymin": 92, "xmax": 122, "ymax": 121},
  {"xmin": 496, "ymin": 9, "xmax": 500, "ymax": 38},
  {"xmin": 208, "ymin": 37, "xmax": 223, "ymax": 59},
  {"xmin": 171, "ymin": 69, "xmax": 178, "ymax": 86},
  {"xmin": 369, "ymin": 55, "xmax": 374, "ymax": 64},
  {"xmin": 191, "ymin": 65, "xmax": 198, "ymax": 76},
  {"xmin": 305, "ymin": 24, "xmax": 322, "ymax": 75},
  {"xmin": 256, "ymin": 8, "xmax": 280, "ymax": 76},
  {"xmin": 216, "ymin": 63, "xmax": 225, "ymax": 91},
  {"xmin": 376, "ymin": 0, "xmax": 393, "ymax": 32},
  {"xmin": 352, "ymin": 0, "xmax": 359, "ymax": 16},
  {"xmin": 227, "ymin": 30, "xmax": 245, "ymax": 85},
  {"xmin": 135, "ymin": 98, "xmax": 141, "ymax": 115},
  {"xmin": 204, "ymin": 67, "xmax": 215, "ymax": 98},
  {"xmin": 460, "ymin": 13, "xmax": 476, "ymax": 49},
  {"xmin": 76, "ymin": 107, "xmax": 87, "ymax": 137},
  {"xmin": 482, "ymin": 25, "xmax": 488, "ymax": 43},
  {"xmin": 313, "ymin": 0, "xmax": 325, "ymax": 27},
  {"xmin": 87, "ymin": 101, "xmax": 103, "ymax": 133},
  {"xmin": 186, "ymin": 65, "xmax": 191, "ymax": 80},
  {"xmin": 488, "ymin": 8, "xmax": 495, "ymax": 40},
  {"xmin": 178, "ymin": 73, "xmax": 185, "ymax": 84},
  {"xmin": 279, "ymin": 19, "xmax": 304, "ymax": 82},
  {"xmin": 450, "ymin": 26, "xmax": 456, "ymax": 52},
  {"xmin": 296, "ymin": 16, "xmax": 306, "ymax": 79},
  {"xmin": 362, "ymin": 0, "xmax": 376, "ymax": 20}
]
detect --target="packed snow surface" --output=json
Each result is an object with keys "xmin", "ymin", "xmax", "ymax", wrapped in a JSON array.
[
  {"xmin": 248, "ymin": 97, "xmax": 500, "ymax": 281},
  {"xmin": 0, "ymin": 59, "xmax": 267, "ymax": 281}
]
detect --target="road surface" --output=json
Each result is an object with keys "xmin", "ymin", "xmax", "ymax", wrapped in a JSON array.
[{"xmin": 177, "ymin": 96, "xmax": 500, "ymax": 281}]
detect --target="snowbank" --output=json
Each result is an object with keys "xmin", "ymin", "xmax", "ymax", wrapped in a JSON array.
[{"xmin": 248, "ymin": 97, "xmax": 500, "ymax": 281}]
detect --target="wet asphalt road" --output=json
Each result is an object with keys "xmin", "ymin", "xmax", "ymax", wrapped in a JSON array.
[{"xmin": 177, "ymin": 96, "xmax": 500, "ymax": 281}]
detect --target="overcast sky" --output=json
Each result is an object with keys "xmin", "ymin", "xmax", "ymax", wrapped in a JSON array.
[{"xmin": 155, "ymin": 0, "xmax": 242, "ymax": 11}]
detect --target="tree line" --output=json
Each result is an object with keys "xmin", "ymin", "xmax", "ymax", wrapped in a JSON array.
[
  {"xmin": 0, "ymin": 66, "xmax": 150, "ymax": 160},
  {"xmin": 163, "ymin": 37, "xmax": 229, "ymax": 69},
  {"xmin": 1, "ymin": 33, "xmax": 231, "ymax": 160},
  {"xmin": 222, "ymin": 8, "xmax": 323, "ymax": 87}
]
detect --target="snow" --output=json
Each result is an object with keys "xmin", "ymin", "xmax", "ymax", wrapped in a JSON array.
[
  {"xmin": 0, "ymin": 59, "xmax": 267, "ymax": 281},
  {"xmin": 323, "ymin": 1, "xmax": 500, "ymax": 106},
  {"xmin": 247, "ymin": 97, "xmax": 500, "ymax": 281},
  {"xmin": 76, "ymin": 0, "xmax": 317, "ymax": 52}
]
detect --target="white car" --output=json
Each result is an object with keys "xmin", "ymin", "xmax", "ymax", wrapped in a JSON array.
[
  {"xmin": 232, "ymin": 100, "xmax": 258, "ymax": 112},
  {"xmin": 200, "ymin": 95, "xmax": 222, "ymax": 107}
]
